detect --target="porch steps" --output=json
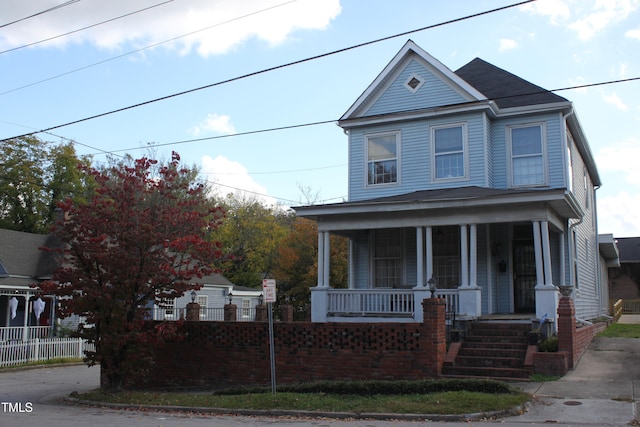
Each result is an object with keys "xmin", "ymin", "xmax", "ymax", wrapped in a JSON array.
[{"xmin": 442, "ymin": 322, "xmax": 533, "ymax": 381}]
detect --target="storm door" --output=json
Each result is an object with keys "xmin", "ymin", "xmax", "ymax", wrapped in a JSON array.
[{"xmin": 512, "ymin": 226, "xmax": 536, "ymax": 313}]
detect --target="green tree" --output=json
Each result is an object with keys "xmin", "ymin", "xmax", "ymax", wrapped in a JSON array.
[
  {"xmin": 0, "ymin": 136, "xmax": 91, "ymax": 233},
  {"xmin": 213, "ymin": 194, "xmax": 289, "ymax": 287},
  {"xmin": 40, "ymin": 152, "xmax": 225, "ymax": 390}
]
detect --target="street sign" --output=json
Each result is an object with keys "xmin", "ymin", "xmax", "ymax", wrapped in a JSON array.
[{"xmin": 262, "ymin": 279, "xmax": 277, "ymax": 303}]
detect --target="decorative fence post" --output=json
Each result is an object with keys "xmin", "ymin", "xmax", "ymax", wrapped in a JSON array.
[
  {"xmin": 186, "ymin": 302, "xmax": 201, "ymax": 321},
  {"xmin": 422, "ymin": 298, "xmax": 447, "ymax": 376},
  {"xmin": 255, "ymin": 303, "xmax": 267, "ymax": 322},
  {"xmin": 557, "ymin": 295, "xmax": 577, "ymax": 368},
  {"xmin": 224, "ymin": 303, "xmax": 237, "ymax": 322},
  {"xmin": 281, "ymin": 304, "xmax": 294, "ymax": 322}
]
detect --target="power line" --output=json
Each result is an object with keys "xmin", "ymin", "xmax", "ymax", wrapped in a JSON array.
[
  {"xmin": 0, "ymin": 0, "xmax": 537, "ymax": 143},
  {"xmin": 0, "ymin": 0, "xmax": 81, "ymax": 29},
  {"xmin": 0, "ymin": 0, "xmax": 297, "ymax": 95},
  {"xmin": 0, "ymin": 0, "xmax": 174, "ymax": 54}
]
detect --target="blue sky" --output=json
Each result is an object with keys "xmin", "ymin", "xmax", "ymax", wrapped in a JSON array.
[{"xmin": 1, "ymin": 0, "xmax": 639, "ymax": 237}]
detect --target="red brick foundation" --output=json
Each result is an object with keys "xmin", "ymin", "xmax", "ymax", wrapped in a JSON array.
[{"xmin": 125, "ymin": 299, "xmax": 447, "ymax": 390}]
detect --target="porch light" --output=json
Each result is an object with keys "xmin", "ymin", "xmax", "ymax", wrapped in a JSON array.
[
  {"xmin": 428, "ymin": 277, "xmax": 437, "ymax": 298},
  {"xmin": 227, "ymin": 291, "xmax": 233, "ymax": 304},
  {"xmin": 190, "ymin": 290, "xmax": 197, "ymax": 303},
  {"xmin": 258, "ymin": 293, "xmax": 264, "ymax": 305}
]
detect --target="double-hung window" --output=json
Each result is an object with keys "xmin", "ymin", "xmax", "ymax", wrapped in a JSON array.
[
  {"xmin": 366, "ymin": 132, "xmax": 399, "ymax": 186},
  {"xmin": 509, "ymin": 124, "xmax": 546, "ymax": 187},
  {"xmin": 372, "ymin": 229, "xmax": 403, "ymax": 288},
  {"xmin": 432, "ymin": 124, "xmax": 467, "ymax": 181}
]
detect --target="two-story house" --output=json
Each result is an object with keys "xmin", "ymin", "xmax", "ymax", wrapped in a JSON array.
[{"xmin": 295, "ymin": 40, "xmax": 618, "ymax": 328}]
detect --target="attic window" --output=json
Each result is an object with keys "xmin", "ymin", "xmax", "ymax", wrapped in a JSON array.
[{"xmin": 404, "ymin": 73, "xmax": 424, "ymax": 93}]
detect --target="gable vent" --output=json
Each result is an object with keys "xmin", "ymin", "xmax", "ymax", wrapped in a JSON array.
[{"xmin": 404, "ymin": 73, "xmax": 424, "ymax": 93}]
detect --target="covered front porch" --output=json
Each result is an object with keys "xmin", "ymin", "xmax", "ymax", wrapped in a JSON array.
[{"xmin": 295, "ymin": 187, "xmax": 583, "ymax": 326}]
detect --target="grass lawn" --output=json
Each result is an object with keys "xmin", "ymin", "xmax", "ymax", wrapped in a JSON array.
[
  {"xmin": 76, "ymin": 387, "xmax": 529, "ymax": 415},
  {"xmin": 599, "ymin": 322, "xmax": 640, "ymax": 338}
]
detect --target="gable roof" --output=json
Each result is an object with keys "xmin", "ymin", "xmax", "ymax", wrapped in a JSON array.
[
  {"xmin": 340, "ymin": 40, "xmax": 489, "ymax": 121},
  {"xmin": 0, "ymin": 229, "xmax": 61, "ymax": 288},
  {"xmin": 454, "ymin": 58, "xmax": 568, "ymax": 109}
]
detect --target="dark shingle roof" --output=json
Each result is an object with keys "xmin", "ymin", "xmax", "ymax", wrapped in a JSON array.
[
  {"xmin": 615, "ymin": 237, "xmax": 640, "ymax": 263},
  {"xmin": 455, "ymin": 58, "xmax": 568, "ymax": 108},
  {"xmin": 0, "ymin": 229, "xmax": 61, "ymax": 287}
]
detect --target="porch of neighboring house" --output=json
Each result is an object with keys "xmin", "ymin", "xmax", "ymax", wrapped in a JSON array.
[{"xmin": 0, "ymin": 291, "xmax": 55, "ymax": 342}]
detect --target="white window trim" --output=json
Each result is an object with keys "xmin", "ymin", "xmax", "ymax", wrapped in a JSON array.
[
  {"xmin": 197, "ymin": 295, "xmax": 208, "ymax": 319},
  {"xmin": 404, "ymin": 72, "xmax": 425, "ymax": 93},
  {"xmin": 364, "ymin": 131, "xmax": 401, "ymax": 188},
  {"xmin": 507, "ymin": 122, "xmax": 548, "ymax": 188},
  {"xmin": 430, "ymin": 122, "xmax": 469, "ymax": 182},
  {"xmin": 369, "ymin": 229, "xmax": 406, "ymax": 288}
]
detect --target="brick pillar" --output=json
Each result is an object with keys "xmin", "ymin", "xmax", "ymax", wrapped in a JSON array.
[
  {"xmin": 422, "ymin": 298, "xmax": 447, "ymax": 376},
  {"xmin": 255, "ymin": 304, "xmax": 267, "ymax": 322},
  {"xmin": 281, "ymin": 304, "xmax": 294, "ymax": 322},
  {"xmin": 557, "ymin": 296, "xmax": 576, "ymax": 368},
  {"xmin": 185, "ymin": 302, "xmax": 200, "ymax": 321},
  {"xmin": 224, "ymin": 304, "xmax": 237, "ymax": 322}
]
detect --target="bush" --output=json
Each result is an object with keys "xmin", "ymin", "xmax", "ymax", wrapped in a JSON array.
[{"xmin": 538, "ymin": 335, "xmax": 559, "ymax": 352}]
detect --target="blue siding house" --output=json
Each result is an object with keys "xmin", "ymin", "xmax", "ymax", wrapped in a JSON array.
[{"xmin": 295, "ymin": 40, "xmax": 619, "ymax": 327}]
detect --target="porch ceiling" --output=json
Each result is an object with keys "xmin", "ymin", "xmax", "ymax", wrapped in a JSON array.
[{"xmin": 295, "ymin": 186, "xmax": 582, "ymax": 231}]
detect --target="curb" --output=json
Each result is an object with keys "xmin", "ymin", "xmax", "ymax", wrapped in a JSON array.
[{"xmin": 64, "ymin": 396, "xmax": 530, "ymax": 422}]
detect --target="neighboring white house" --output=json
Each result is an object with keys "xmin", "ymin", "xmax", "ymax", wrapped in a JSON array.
[{"xmin": 295, "ymin": 40, "xmax": 620, "ymax": 326}]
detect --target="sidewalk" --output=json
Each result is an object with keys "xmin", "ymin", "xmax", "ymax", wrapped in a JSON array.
[{"xmin": 508, "ymin": 319, "xmax": 640, "ymax": 425}]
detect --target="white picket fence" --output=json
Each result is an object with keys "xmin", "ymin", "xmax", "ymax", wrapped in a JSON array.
[{"xmin": 0, "ymin": 338, "xmax": 93, "ymax": 368}]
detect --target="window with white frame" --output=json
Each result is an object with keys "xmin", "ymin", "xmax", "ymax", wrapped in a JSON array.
[
  {"xmin": 241, "ymin": 299, "xmax": 251, "ymax": 318},
  {"xmin": 509, "ymin": 124, "xmax": 546, "ymax": 187},
  {"xmin": 197, "ymin": 295, "xmax": 208, "ymax": 319},
  {"xmin": 372, "ymin": 229, "xmax": 403, "ymax": 288},
  {"xmin": 366, "ymin": 132, "xmax": 399, "ymax": 186},
  {"xmin": 158, "ymin": 297, "xmax": 176, "ymax": 319},
  {"xmin": 432, "ymin": 124, "xmax": 467, "ymax": 180}
]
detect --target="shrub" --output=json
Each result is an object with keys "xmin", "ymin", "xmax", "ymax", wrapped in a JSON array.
[{"xmin": 538, "ymin": 335, "xmax": 559, "ymax": 352}]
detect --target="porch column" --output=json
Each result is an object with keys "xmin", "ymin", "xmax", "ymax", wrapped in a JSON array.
[
  {"xmin": 22, "ymin": 292, "xmax": 30, "ymax": 341},
  {"xmin": 458, "ymin": 224, "xmax": 481, "ymax": 318},
  {"xmin": 317, "ymin": 232, "xmax": 325, "ymax": 287},
  {"xmin": 469, "ymin": 224, "xmax": 478, "ymax": 288},
  {"xmin": 416, "ymin": 226, "xmax": 424, "ymax": 288},
  {"xmin": 460, "ymin": 225, "xmax": 469, "ymax": 287},
  {"xmin": 323, "ymin": 231, "xmax": 330, "ymax": 287},
  {"xmin": 426, "ymin": 226, "xmax": 433, "ymax": 281},
  {"xmin": 532, "ymin": 221, "xmax": 544, "ymax": 286},
  {"xmin": 541, "ymin": 221, "xmax": 553, "ymax": 285},
  {"xmin": 559, "ymin": 233, "xmax": 566, "ymax": 286},
  {"xmin": 534, "ymin": 221, "xmax": 560, "ymax": 324}
]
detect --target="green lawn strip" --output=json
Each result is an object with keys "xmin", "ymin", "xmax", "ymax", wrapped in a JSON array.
[
  {"xmin": 76, "ymin": 389, "xmax": 529, "ymax": 415},
  {"xmin": 599, "ymin": 323, "xmax": 640, "ymax": 338}
]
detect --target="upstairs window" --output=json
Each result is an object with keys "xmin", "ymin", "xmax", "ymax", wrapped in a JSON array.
[
  {"xmin": 432, "ymin": 124, "xmax": 467, "ymax": 181},
  {"xmin": 509, "ymin": 124, "xmax": 546, "ymax": 187},
  {"xmin": 366, "ymin": 132, "xmax": 399, "ymax": 186}
]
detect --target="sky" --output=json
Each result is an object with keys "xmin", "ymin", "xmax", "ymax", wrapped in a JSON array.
[{"xmin": 0, "ymin": 0, "xmax": 639, "ymax": 237}]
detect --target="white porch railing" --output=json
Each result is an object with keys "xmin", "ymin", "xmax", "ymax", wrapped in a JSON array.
[
  {"xmin": 152, "ymin": 307, "xmax": 258, "ymax": 322},
  {"xmin": 0, "ymin": 326, "xmax": 52, "ymax": 342},
  {"xmin": 320, "ymin": 288, "xmax": 459, "ymax": 322},
  {"xmin": 0, "ymin": 337, "xmax": 93, "ymax": 367}
]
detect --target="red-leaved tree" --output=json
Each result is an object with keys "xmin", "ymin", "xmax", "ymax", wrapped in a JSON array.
[{"xmin": 40, "ymin": 152, "xmax": 225, "ymax": 390}]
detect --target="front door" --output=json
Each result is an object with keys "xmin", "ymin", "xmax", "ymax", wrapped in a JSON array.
[{"xmin": 513, "ymin": 239, "xmax": 536, "ymax": 313}]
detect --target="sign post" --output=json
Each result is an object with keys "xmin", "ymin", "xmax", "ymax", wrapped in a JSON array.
[{"xmin": 262, "ymin": 279, "xmax": 277, "ymax": 394}]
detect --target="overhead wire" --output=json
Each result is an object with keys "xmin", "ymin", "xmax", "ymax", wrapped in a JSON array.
[
  {"xmin": 0, "ymin": 0, "xmax": 297, "ymax": 95},
  {"xmin": 0, "ymin": 0, "xmax": 175, "ymax": 54},
  {"xmin": 0, "ymin": 0, "xmax": 81, "ymax": 29},
  {"xmin": 0, "ymin": 0, "xmax": 538, "ymax": 142}
]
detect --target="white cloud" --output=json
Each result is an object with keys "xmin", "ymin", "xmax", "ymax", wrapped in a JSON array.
[
  {"xmin": 603, "ymin": 92, "xmax": 630, "ymax": 111},
  {"xmin": 201, "ymin": 155, "xmax": 277, "ymax": 206},
  {"xmin": 596, "ymin": 137, "xmax": 640, "ymax": 185},
  {"xmin": 597, "ymin": 192, "xmax": 640, "ymax": 237},
  {"xmin": 499, "ymin": 38, "xmax": 518, "ymax": 52},
  {"xmin": 627, "ymin": 28, "xmax": 640, "ymax": 39},
  {"xmin": 190, "ymin": 113, "xmax": 236, "ymax": 136},
  {"xmin": 521, "ymin": 0, "xmax": 571, "ymax": 25},
  {"xmin": 569, "ymin": 0, "xmax": 640, "ymax": 41},
  {"xmin": 0, "ymin": 0, "xmax": 342, "ymax": 56}
]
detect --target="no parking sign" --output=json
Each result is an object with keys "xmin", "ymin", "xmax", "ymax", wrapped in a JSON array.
[{"xmin": 262, "ymin": 279, "xmax": 276, "ymax": 303}]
